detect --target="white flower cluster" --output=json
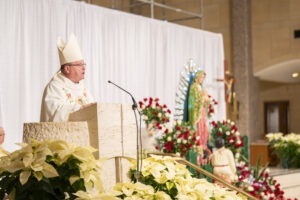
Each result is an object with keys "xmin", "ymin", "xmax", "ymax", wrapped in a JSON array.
[
  {"xmin": 128, "ymin": 155, "xmax": 246, "ymax": 200},
  {"xmin": 265, "ymin": 132, "xmax": 283, "ymax": 141}
]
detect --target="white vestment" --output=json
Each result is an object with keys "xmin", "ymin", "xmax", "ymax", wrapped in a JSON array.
[
  {"xmin": 0, "ymin": 96, "xmax": 3, "ymax": 127},
  {"xmin": 40, "ymin": 71, "xmax": 94, "ymax": 122}
]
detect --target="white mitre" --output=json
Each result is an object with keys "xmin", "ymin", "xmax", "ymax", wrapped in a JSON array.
[{"xmin": 57, "ymin": 33, "xmax": 83, "ymax": 65}]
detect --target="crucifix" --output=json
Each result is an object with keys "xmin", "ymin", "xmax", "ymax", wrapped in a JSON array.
[
  {"xmin": 216, "ymin": 60, "xmax": 235, "ymax": 103},
  {"xmin": 216, "ymin": 60, "xmax": 238, "ymax": 120}
]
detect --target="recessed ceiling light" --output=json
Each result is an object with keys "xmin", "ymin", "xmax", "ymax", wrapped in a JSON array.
[{"xmin": 292, "ymin": 72, "xmax": 299, "ymax": 78}]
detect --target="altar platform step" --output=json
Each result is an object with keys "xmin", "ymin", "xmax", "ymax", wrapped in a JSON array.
[{"xmin": 270, "ymin": 167, "xmax": 300, "ymax": 198}]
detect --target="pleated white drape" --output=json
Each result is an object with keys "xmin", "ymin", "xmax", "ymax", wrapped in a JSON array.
[{"xmin": 0, "ymin": 0, "xmax": 225, "ymax": 151}]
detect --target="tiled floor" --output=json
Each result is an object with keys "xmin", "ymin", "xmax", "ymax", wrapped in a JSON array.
[
  {"xmin": 269, "ymin": 167, "xmax": 300, "ymax": 176},
  {"xmin": 270, "ymin": 167, "xmax": 300, "ymax": 198}
]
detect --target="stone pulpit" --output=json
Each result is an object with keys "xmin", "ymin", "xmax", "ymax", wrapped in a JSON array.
[{"xmin": 23, "ymin": 103, "xmax": 137, "ymax": 190}]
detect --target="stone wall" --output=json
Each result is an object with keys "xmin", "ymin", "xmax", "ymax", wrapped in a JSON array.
[
  {"xmin": 260, "ymin": 82, "xmax": 300, "ymax": 134},
  {"xmin": 251, "ymin": 0, "xmax": 300, "ymax": 73}
]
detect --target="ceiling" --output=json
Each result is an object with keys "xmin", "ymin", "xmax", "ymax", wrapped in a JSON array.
[{"xmin": 254, "ymin": 59, "xmax": 300, "ymax": 84}]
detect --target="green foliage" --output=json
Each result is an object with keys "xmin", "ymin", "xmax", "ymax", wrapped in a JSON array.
[
  {"xmin": 276, "ymin": 141, "xmax": 300, "ymax": 168},
  {"xmin": 267, "ymin": 133, "xmax": 300, "ymax": 168}
]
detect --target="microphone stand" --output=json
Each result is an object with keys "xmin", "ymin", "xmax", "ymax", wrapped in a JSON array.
[{"xmin": 108, "ymin": 80, "xmax": 142, "ymax": 181}]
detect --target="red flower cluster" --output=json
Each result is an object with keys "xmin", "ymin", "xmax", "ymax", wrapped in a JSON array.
[
  {"xmin": 210, "ymin": 120, "xmax": 243, "ymax": 156},
  {"xmin": 156, "ymin": 121, "xmax": 198, "ymax": 156},
  {"xmin": 235, "ymin": 162, "xmax": 287, "ymax": 200},
  {"xmin": 207, "ymin": 95, "xmax": 218, "ymax": 118},
  {"xmin": 138, "ymin": 97, "xmax": 171, "ymax": 128}
]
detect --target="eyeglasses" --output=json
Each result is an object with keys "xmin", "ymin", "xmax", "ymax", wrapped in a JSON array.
[{"xmin": 67, "ymin": 63, "xmax": 86, "ymax": 67}]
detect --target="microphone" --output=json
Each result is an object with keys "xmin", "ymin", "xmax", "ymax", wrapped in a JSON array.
[
  {"xmin": 108, "ymin": 80, "xmax": 142, "ymax": 181},
  {"xmin": 108, "ymin": 80, "xmax": 137, "ymax": 109}
]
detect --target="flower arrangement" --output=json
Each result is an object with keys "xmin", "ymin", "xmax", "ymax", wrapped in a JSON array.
[
  {"xmin": 207, "ymin": 95, "xmax": 218, "ymax": 118},
  {"xmin": 235, "ymin": 161, "xmax": 285, "ymax": 200},
  {"xmin": 266, "ymin": 133, "xmax": 300, "ymax": 168},
  {"xmin": 0, "ymin": 139, "xmax": 114, "ymax": 200},
  {"xmin": 155, "ymin": 121, "xmax": 199, "ymax": 157},
  {"xmin": 138, "ymin": 97, "xmax": 171, "ymax": 129},
  {"xmin": 129, "ymin": 155, "xmax": 246, "ymax": 199},
  {"xmin": 210, "ymin": 121, "xmax": 289, "ymax": 200},
  {"xmin": 210, "ymin": 120, "xmax": 244, "ymax": 159}
]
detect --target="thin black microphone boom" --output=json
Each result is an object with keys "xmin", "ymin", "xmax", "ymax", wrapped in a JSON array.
[
  {"xmin": 108, "ymin": 80, "xmax": 141, "ymax": 181},
  {"xmin": 108, "ymin": 80, "xmax": 137, "ymax": 109}
]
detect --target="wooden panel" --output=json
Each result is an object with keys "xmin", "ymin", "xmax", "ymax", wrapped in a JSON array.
[{"xmin": 250, "ymin": 142, "xmax": 270, "ymax": 166}]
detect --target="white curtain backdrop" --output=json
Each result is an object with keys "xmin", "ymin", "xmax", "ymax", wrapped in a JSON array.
[{"xmin": 0, "ymin": 0, "xmax": 225, "ymax": 151}]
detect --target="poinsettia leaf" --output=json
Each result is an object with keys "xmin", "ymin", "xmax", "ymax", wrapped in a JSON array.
[{"xmin": 71, "ymin": 178, "xmax": 86, "ymax": 192}]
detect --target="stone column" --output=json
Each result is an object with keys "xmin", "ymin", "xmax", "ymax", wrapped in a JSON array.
[{"xmin": 231, "ymin": 0, "xmax": 261, "ymax": 144}]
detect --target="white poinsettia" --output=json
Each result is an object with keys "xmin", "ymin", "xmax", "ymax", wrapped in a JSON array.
[
  {"xmin": 48, "ymin": 140, "xmax": 104, "ymax": 192},
  {"xmin": 129, "ymin": 155, "xmax": 246, "ymax": 199},
  {"xmin": 265, "ymin": 132, "xmax": 283, "ymax": 141},
  {"xmin": 284, "ymin": 133, "xmax": 300, "ymax": 142},
  {"xmin": 112, "ymin": 182, "xmax": 171, "ymax": 200},
  {"xmin": 266, "ymin": 132, "xmax": 300, "ymax": 150},
  {"xmin": 266, "ymin": 132, "xmax": 300, "ymax": 169},
  {"xmin": 0, "ymin": 140, "xmax": 59, "ymax": 185},
  {"xmin": 74, "ymin": 190, "xmax": 116, "ymax": 200},
  {"xmin": 0, "ymin": 139, "xmax": 107, "ymax": 199},
  {"xmin": 78, "ymin": 158, "xmax": 105, "ymax": 193},
  {"xmin": 47, "ymin": 140, "xmax": 97, "ymax": 165}
]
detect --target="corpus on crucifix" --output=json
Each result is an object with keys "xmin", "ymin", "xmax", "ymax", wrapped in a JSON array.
[
  {"xmin": 216, "ymin": 61, "xmax": 238, "ymax": 120},
  {"xmin": 216, "ymin": 61, "xmax": 235, "ymax": 104}
]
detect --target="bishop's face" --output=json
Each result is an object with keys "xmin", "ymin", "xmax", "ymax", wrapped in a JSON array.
[{"xmin": 63, "ymin": 60, "xmax": 86, "ymax": 83}]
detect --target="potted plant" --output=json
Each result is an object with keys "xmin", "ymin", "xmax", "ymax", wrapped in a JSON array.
[
  {"xmin": 0, "ymin": 139, "xmax": 113, "ymax": 200},
  {"xmin": 266, "ymin": 133, "xmax": 300, "ymax": 168}
]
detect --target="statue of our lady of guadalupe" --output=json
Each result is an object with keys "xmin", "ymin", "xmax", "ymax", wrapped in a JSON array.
[
  {"xmin": 175, "ymin": 65, "xmax": 213, "ymax": 175},
  {"xmin": 188, "ymin": 70, "xmax": 210, "ymax": 151}
]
